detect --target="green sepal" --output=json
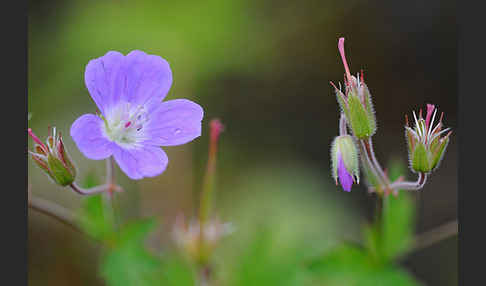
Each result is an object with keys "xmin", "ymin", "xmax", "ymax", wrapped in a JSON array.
[
  {"xmin": 347, "ymin": 94, "xmax": 376, "ymax": 139},
  {"xmin": 431, "ymin": 136, "xmax": 449, "ymax": 171},
  {"xmin": 411, "ymin": 143, "xmax": 430, "ymax": 173},
  {"xmin": 335, "ymin": 89, "xmax": 350, "ymax": 121},
  {"xmin": 30, "ymin": 153, "xmax": 57, "ymax": 182},
  {"xmin": 47, "ymin": 153, "xmax": 75, "ymax": 186}
]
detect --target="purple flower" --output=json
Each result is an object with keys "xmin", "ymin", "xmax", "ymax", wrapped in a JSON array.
[
  {"xmin": 337, "ymin": 152, "xmax": 353, "ymax": 192},
  {"xmin": 70, "ymin": 50, "xmax": 203, "ymax": 179}
]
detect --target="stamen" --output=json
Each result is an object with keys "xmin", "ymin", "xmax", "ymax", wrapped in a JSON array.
[
  {"xmin": 405, "ymin": 114, "xmax": 409, "ymax": 126},
  {"xmin": 338, "ymin": 37, "xmax": 353, "ymax": 85},
  {"xmin": 125, "ymin": 121, "xmax": 132, "ymax": 128}
]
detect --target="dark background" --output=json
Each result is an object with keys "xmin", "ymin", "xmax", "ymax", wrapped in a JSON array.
[{"xmin": 28, "ymin": 0, "xmax": 457, "ymax": 285}]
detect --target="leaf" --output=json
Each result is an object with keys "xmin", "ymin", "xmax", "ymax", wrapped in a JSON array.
[
  {"xmin": 307, "ymin": 244, "xmax": 421, "ymax": 286},
  {"xmin": 77, "ymin": 194, "xmax": 115, "ymax": 241},
  {"xmin": 226, "ymin": 228, "xmax": 304, "ymax": 286},
  {"xmin": 381, "ymin": 191, "xmax": 415, "ymax": 261},
  {"xmin": 100, "ymin": 218, "xmax": 164, "ymax": 286},
  {"xmin": 100, "ymin": 243, "xmax": 163, "ymax": 286},
  {"xmin": 160, "ymin": 253, "xmax": 196, "ymax": 286},
  {"xmin": 116, "ymin": 218, "xmax": 157, "ymax": 247}
]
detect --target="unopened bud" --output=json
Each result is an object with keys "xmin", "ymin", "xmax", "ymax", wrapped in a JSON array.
[
  {"xmin": 28, "ymin": 127, "xmax": 76, "ymax": 186},
  {"xmin": 332, "ymin": 38, "xmax": 376, "ymax": 139},
  {"xmin": 331, "ymin": 134, "xmax": 360, "ymax": 192}
]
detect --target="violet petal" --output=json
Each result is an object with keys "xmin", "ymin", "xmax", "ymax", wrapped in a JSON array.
[
  {"xmin": 337, "ymin": 153, "xmax": 353, "ymax": 192},
  {"xmin": 112, "ymin": 145, "xmax": 169, "ymax": 180},
  {"xmin": 70, "ymin": 114, "xmax": 115, "ymax": 160},
  {"xmin": 143, "ymin": 99, "xmax": 203, "ymax": 147}
]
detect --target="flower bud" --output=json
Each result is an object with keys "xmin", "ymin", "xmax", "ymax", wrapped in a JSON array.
[
  {"xmin": 405, "ymin": 104, "xmax": 451, "ymax": 173},
  {"xmin": 28, "ymin": 127, "xmax": 76, "ymax": 186},
  {"xmin": 332, "ymin": 38, "xmax": 376, "ymax": 139},
  {"xmin": 331, "ymin": 134, "xmax": 360, "ymax": 192}
]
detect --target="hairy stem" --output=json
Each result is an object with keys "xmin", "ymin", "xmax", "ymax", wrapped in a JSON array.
[
  {"xmin": 358, "ymin": 140, "xmax": 386, "ymax": 188},
  {"xmin": 413, "ymin": 219, "xmax": 458, "ymax": 252},
  {"xmin": 69, "ymin": 183, "xmax": 115, "ymax": 195},
  {"xmin": 28, "ymin": 195, "xmax": 80, "ymax": 233},
  {"xmin": 389, "ymin": 172, "xmax": 427, "ymax": 191},
  {"xmin": 339, "ymin": 113, "xmax": 347, "ymax": 135},
  {"xmin": 68, "ymin": 156, "xmax": 122, "ymax": 196},
  {"xmin": 363, "ymin": 138, "xmax": 390, "ymax": 186}
]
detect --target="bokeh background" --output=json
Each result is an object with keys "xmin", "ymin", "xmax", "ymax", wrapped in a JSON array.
[{"xmin": 28, "ymin": 0, "xmax": 457, "ymax": 285}]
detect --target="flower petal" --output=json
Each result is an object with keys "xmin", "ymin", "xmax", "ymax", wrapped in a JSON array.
[
  {"xmin": 120, "ymin": 50, "xmax": 173, "ymax": 111},
  {"xmin": 84, "ymin": 50, "xmax": 173, "ymax": 115},
  {"xmin": 112, "ymin": 146, "xmax": 168, "ymax": 180},
  {"xmin": 143, "ymin": 99, "xmax": 204, "ymax": 146},
  {"xmin": 338, "ymin": 154, "xmax": 353, "ymax": 192},
  {"xmin": 84, "ymin": 51, "xmax": 125, "ymax": 114},
  {"xmin": 70, "ymin": 114, "xmax": 115, "ymax": 160}
]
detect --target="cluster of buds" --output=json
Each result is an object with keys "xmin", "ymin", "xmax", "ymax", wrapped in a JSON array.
[
  {"xmin": 172, "ymin": 215, "xmax": 233, "ymax": 264},
  {"xmin": 405, "ymin": 104, "xmax": 451, "ymax": 173},
  {"xmin": 28, "ymin": 127, "xmax": 76, "ymax": 186},
  {"xmin": 330, "ymin": 37, "xmax": 452, "ymax": 193}
]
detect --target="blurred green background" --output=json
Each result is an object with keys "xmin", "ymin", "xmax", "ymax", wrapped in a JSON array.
[{"xmin": 28, "ymin": 0, "xmax": 457, "ymax": 285}]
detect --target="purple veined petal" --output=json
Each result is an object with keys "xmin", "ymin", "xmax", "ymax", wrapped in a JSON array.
[
  {"xmin": 120, "ymin": 50, "xmax": 173, "ymax": 111},
  {"xmin": 70, "ymin": 114, "xmax": 115, "ymax": 160},
  {"xmin": 337, "ymin": 153, "xmax": 353, "ymax": 192},
  {"xmin": 142, "ymin": 99, "xmax": 204, "ymax": 147},
  {"xmin": 112, "ymin": 145, "xmax": 169, "ymax": 180},
  {"xmin": 84, "ymin": 51, "xmax": 125, "ymax": 115}
]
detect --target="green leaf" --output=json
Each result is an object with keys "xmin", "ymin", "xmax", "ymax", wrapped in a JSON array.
[
  {"xmin": 381, "ymin": 192, "xmax": 415, "ymax": 261},
  {"xmin": 116, "ymin": 218, "xmax": 157, "ymax": 247},
  {"xmin": 77, "ymin": 195, "xmax": 115, "ymax": 241},
  {"xmin": 160, "ymin": 252, "xmax": 196, "ymax": 286},
  {"xmin": 307, "ymin": 244, "xmax": 421, "ymax": 286},
  {"xmin": 226, "ymin": 229, "xmax": 304, "ymax": 286},
  {"xmin": 99, "ymin": 218, "xmax": 165, "ymax": 286},
  {"xmin": 100, "ymin": 243, "xmax": 163, "ymax": 286}
]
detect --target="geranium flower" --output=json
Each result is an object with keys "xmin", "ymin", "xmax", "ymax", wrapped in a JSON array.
[{"xmin": 70, "ymin": 50, "xmax": 203, "ymax": 179}]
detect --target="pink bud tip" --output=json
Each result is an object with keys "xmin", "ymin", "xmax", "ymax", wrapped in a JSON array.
[
  {"xmin": 28, "ymin": 128, "xmax": 46, "ymax": 148},
  {"xmin": 210, "ymin": 119, "xmax": 224, "ymax": 143},
  {"xmin": 338, "ymin": 37, "xmax": 352, "ymax": 85},
  {"xmin": 425, "ymin": 103, "xmax": 435, "ymax": 128}
]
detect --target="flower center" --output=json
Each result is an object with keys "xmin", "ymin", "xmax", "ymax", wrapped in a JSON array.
[{"xmin": 101, "ymin": 102, "xmax": 149, "ymax": 147}]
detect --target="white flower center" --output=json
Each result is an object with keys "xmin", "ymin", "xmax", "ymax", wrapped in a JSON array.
[{"xmin": 101, "ymin": 102, "xmax": 149, "ymax": 147}]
